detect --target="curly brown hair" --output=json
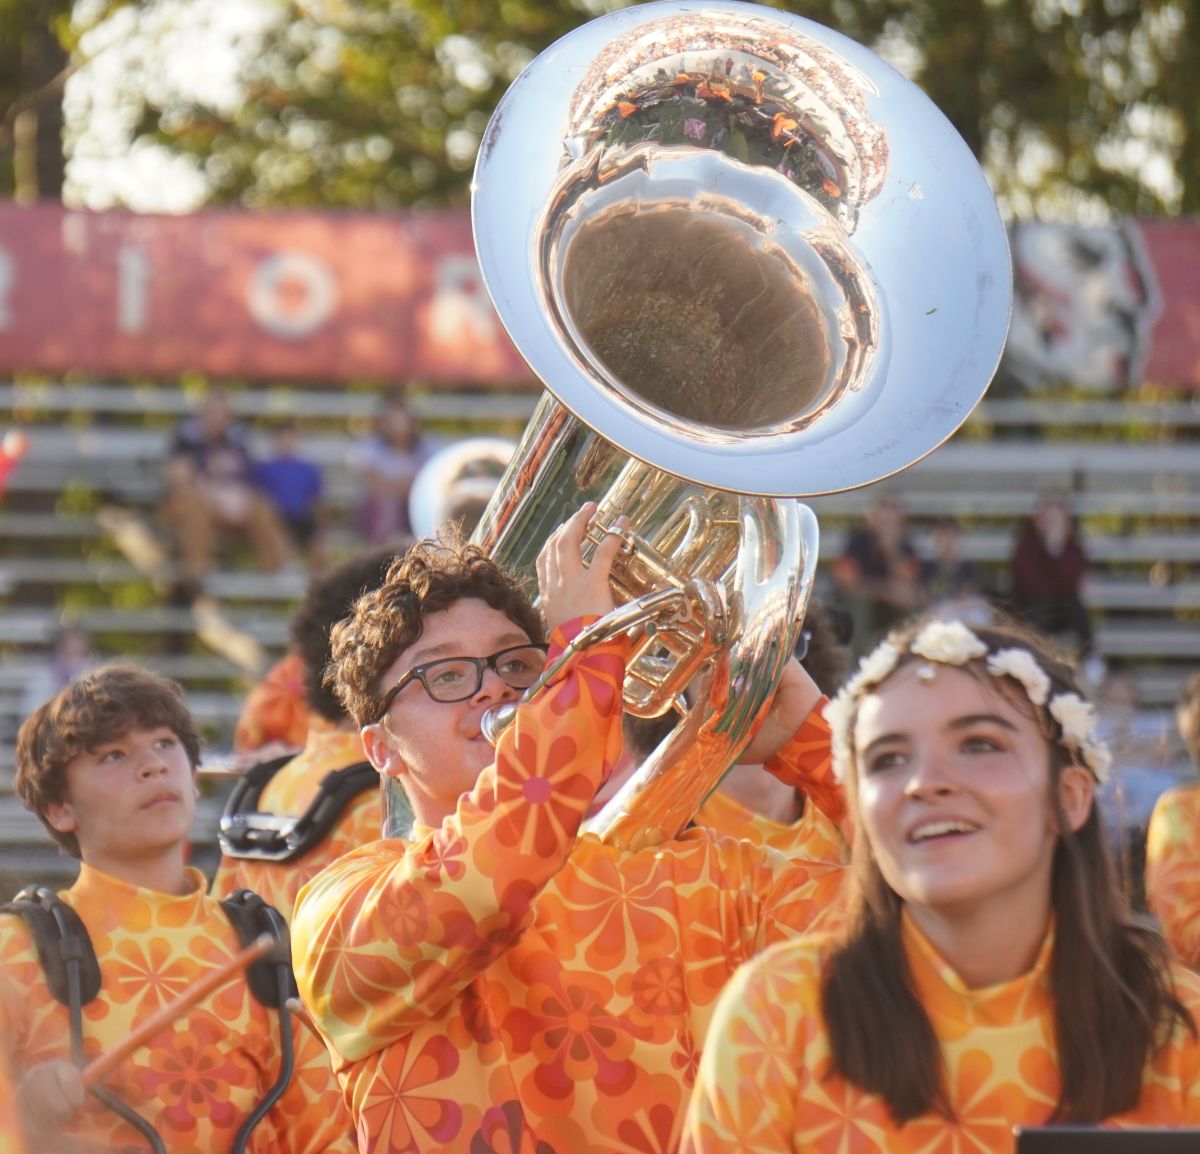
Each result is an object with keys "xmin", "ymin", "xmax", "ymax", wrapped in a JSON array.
[
  {"xmin": 327, "ymin": 527, "xmax": 544, "ymax": 728},
  {"xmin": 291, "ymin": 545, "xmax": 410, "ymax": 723},
  {"xmin": 15, "ymin": 664, "xmax": 203, "ymax": 859}
]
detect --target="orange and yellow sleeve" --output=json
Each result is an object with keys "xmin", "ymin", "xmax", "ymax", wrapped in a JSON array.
[
  {"xmin": 272, "ymin": 1017, "xmax": 359, "ymax": 1153},
  {"xmin": 293, "ymin": 627, "xmax": 630, "ymax": 1062},
  {"xmin": 1146, "ymin": 784, "xmax": 1200, "ymax": 967},
  {"xmin": 764, "ymin": 699, "xmax": 848, "ymax": 831},
  {"xmin": 681, "ymin": 940, "xmax": 812, "ymax": 1153},
  {"xmin": 234, "ymin": 653, "xmax": 311, "ymax": 755},
  {"xmin": 0, "ymin": 978, "xmax": 23, "ymax": 1154}
]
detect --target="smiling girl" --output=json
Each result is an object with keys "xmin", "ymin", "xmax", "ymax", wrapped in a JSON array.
[{"xmin": 683, "ymin": 617, "xmax": 1200, "ymax": 1153}]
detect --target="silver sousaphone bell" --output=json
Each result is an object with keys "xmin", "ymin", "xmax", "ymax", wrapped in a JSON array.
[{"xmin": 384, "ymin": 0, "xmax": 1012, "ymax": 849}]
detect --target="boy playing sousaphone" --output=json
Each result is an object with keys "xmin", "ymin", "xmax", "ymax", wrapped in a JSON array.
[{"xmin": 292, "ymin": 505, "xmax": 847, "ymax": 1152}]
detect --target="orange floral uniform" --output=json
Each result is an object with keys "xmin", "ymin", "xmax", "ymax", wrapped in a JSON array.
[
  {"xmin": 212, "ymin": 728, "xmax": 382, "ymax": 922},
  {"xmin": 0, "ymin": 984, "xmax": 22, "ymax": 1154},
  {"xmin": 682, "ymin": 914, "xmax": 1200, "ymax": 1153},
  {"xmin": 293, "ymin": 626, "xmax": 847, "ymax": 1154},
  {"xmin": 234, "ymin": 653, "xmax": 311, "ymax": 755},
  {"xmin": 1146, "ymin": 782, "xmax": 1200, "ymax": 968},
  {"xmin": 0, "ymin": 865, "xmax": 354, "ymax": 1154},
  {"xmin": 694, "ymin": 786, "xmax": 848, "ymax": 865},
  {"xmin": 694, "ymin": 709, "xmax": 849, "ymax": 865}
]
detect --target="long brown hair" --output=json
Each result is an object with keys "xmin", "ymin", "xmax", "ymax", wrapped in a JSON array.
[{"xmin": 821, "ymin": 617, "xmax": 1195, "ymax": 1124}]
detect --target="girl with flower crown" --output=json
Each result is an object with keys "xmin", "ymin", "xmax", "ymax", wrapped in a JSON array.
[{"xmin": 683, "ymin": 616, "xmax": 1200, "ymax": 1154}]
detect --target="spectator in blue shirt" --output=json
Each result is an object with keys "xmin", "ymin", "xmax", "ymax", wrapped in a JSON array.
[
  {"xmin": 158, "ymin": 389, "xmax": 292, "ymax": 595},
  {"xmin": 255, "ymin": 419, "xmax": 325, "ymax": 565}
]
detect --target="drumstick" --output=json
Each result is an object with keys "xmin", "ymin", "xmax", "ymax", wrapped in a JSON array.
[{"xmin": 82, "ymin": 933, "xmax": 275, "ymax": 1089}]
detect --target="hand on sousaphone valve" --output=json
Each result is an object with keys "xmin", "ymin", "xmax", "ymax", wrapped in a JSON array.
[{"xmin": 535, "ymin": 502, "xmax": 627, "ymax": 632}]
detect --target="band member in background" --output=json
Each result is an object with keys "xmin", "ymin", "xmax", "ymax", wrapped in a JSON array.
[
  {"xmin": 291, "ymin": 505, "xmax": 847, "ymax": 1154},
  {"xmin": 1, "ymin": 666, "xmax": 353, "ymax": 1154},
  {"xmin": 1144, "ymin": 671, "xmax": 1200, "ymax": 967},
  {"xmin": 231, "ymin": 650, "xmax": 311, "ymax": 762},
  {"xmin": 212, "ymin": 548, "xmax": 403, "ymax": 920},
  {"xmin": 684, "ymin": 618, "xmax": 1200, "ymax": 1154},
  {"xmin": 692, "ymin": 598, "xmax": 851, "ymax": 863}
]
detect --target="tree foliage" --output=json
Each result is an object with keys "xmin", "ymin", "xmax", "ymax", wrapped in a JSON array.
[
  {"xmin": 44, "ymin": 0, "xmax": 1200, "ymax": 216},
  {"xmin": 0, "ymin": 0, "xmax": 130, "ymax": 200}
]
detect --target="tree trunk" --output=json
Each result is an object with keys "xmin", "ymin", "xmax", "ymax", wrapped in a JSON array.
[{"xmin": 13, "ymin": 18, "xmax": 68, "ymax": 201}]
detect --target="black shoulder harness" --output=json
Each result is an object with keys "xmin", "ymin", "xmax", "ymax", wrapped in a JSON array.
[
  {"xmin": 2, "ymin": 885, "xmax": 295, "ymax": 1009},
  {"xmin": 218, "ymin": 754, "xmax": 378, "ymax": 863},
  {"xmin": 1, "ymin": 885, "xmax": 101, "ymax": 1007}
]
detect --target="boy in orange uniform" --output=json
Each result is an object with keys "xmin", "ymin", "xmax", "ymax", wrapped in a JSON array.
[
  {"xmin": 1, "ymin": 665, "xmax": 354, "ymax": 1154},
  {"xmin": 292, "ymin": 506, "xmax": 847, "ymax": 1153}
]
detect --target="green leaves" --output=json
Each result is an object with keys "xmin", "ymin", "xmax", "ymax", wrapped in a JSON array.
[{"xmin": 9, "ymin": 0, "xmax": 1200, "ymax": 215}]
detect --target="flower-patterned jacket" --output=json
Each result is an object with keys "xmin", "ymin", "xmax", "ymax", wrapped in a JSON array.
[
  {"xmin": 292, "ymin": 620, "xmax": 847, "ymax": 1154},
  {"xmin": 0, "ymin": 865, "xmax": 354, "ymax": 1153}
]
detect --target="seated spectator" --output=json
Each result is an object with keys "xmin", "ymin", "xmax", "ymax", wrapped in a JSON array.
[
  {"xmin": 831, "ymin": 496, "xmax": 921, "ymax": 653},
  {"xmin": 920, "ymin": 515, "xmax": 988, "ymax": 621},
  {"xmin": 350, "ymin": 394, "xmax": 438, "ymax": 545},
  {"xmin": 253, "ymin": 420, "xmax": 324, "ymax": 567},
  {"xmin": 157, "ymin": 390, "xmax": 292, "ymax": 597},
  {"xmin": 1008, "ymin": 491, "xmax": 1092, "ymax": 656}
]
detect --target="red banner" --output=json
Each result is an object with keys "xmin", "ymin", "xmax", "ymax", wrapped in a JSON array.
[
  {"xmin": 1139, "ymin": 220, "xmax": 1200, "ymax": 391},
  {"xmin": 0, "ymin": 202, "xmax": 1197, "ymax": 392},
  {"xmin": 0, "ymin": 202, "xmax": 532, "ymax": 385}
]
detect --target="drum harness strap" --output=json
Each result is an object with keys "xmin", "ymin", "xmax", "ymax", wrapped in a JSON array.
[
  {"xmin": 218, "ymin": 754, "xmax": 377, "ymax": 863},
  {"xmin": 2, "ymin": 885, "xmax": 297, "ymax": 1154}
]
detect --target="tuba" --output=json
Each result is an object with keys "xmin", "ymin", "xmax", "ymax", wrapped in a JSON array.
[
  {"xmin": 408, "ymin": 436, "xmax": 516, "ymax": 539},
  {"xmin": 385, "ymin": 1, "xmax": 1011, "ymax": 849}
]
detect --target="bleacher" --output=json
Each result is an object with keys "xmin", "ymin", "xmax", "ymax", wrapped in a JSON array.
[{"xmin": 0, "ymin": 378, "xmax": 1197, "ymax": 885}]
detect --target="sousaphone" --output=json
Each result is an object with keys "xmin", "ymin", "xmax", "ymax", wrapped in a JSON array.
[{"xmin": 385, "ymin": 0, "xmax": 1012, "ymax": 849}]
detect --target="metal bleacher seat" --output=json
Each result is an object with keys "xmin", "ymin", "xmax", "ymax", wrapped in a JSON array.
[{"xmin": 0, "ymin": 379, "xmax": 1197, "ymax": 887}]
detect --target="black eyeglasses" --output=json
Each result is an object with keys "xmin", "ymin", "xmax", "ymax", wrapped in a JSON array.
[{"xmin": 377, "ymin": 643, "xmax": 550, "ymax": 715}]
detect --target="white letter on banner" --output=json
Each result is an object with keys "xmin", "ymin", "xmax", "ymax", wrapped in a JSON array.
[
  {"xmin": 0, "ymin": 249, "xmax": 13, "ymax": 329},
  {"xmin": 248, "ymin": 251, "xmax": 337, "ymax": 340},
  {"xmin": 430, "ymin": 255, "xmax": 496, "ymax": 345},
  {"xmin": 117, "ymin": 245, "xmax": 150, "ymax": 334}
]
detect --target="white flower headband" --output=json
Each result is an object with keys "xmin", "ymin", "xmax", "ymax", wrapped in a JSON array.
[{"xmin": 824, "ymin": 619, "xmax": 1112, "ymax": 783}]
